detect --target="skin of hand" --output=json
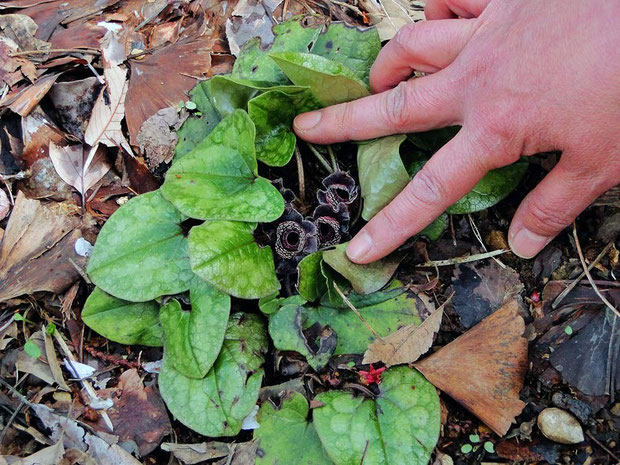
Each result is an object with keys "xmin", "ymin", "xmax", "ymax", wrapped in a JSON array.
[{"xmin": 293, "ymin": 0, "xmax": 620, "ymax": 263}]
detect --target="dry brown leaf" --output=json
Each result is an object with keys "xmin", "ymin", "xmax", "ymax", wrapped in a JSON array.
[
  {"xmin": 136, "ymin": 106, "xmax": 185, "ymax": 169},
  {"xmin": 43, "ymin": 326, "xmax": 70, "ymax": 391},
  {"xmin": 1, "ymin": 72, "xmax": 60, "ymax": 116},
  {"xmin": 0, "ymin": 191, "xmax": 85, "ymax": 301},
  {"xmin": 49, "ymin": 142, "xmax": 110, "ymax": 203},
  {"xmin": 359, "ymin": 0, "xmax": 425, "ymax": 40},
  {"xmin": 0, "ymin": 188, "xmax": 9, "ymax": 221},
  {"xmin": 225, "ymin": 0, "xmax": 283, "ymax": 56},
  {"xmin": 0, "ymin": 441, "xmax": 65, "ymax": 465},
  {"xmin": 0, "ymin": 39, "xmax": 36, "ymax": 87},
  {"xmin": 16, "ymin": 330, "xmax": 55, "ymax": 384},
  {"xmin": 414, "ymin": 299, "xmax": 528, "ymax": 436},
  {"xmin": 0, "ymin": 13, "xmax": 51, "ymax": 56},
  {"xmin": 125, "ymin": 36, "xmax": 213, "ymax": 143},
  {"xmin": 48, "ymin": 76, "xmax": 100, "ymax": 139},
  {"xmin": 363, "ymin": 296, "xmax": 446, "ymax": 367}
]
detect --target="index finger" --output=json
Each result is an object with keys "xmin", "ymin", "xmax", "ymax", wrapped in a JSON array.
[{"xmin": 293, "ymin": 71, "xmax": 462, "ymax": 144}]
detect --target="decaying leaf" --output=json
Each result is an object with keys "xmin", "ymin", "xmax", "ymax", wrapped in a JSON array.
[
  {"xmin": 363, "ymin": 295, "xmax": 442, "ymax": 367},
  {"xmin": 225, "ymin": 0, "xmax": 283, "ymax": 56},
  {"xmin": 0, "ymin": 188, "xmax": 9, "ymax": 220},
  {"xmin": 0, "ymin": 441, "xmax": 65, "ymax": 465},
  {"xmin": 49, "ymin": 142, "xmax": 110, "ymax": 203},
  {"xmin": 1, "ymin": 72, "xmax": 60, "ymax": 116},
  {"xmin": 125, "ymin": 36, "xmax": 214, "ymax": 143},
  {"xmin": 16, "ymin": 330, "xmax": 55, "ymax": 384},
  {"xmin": 136, "ymin": 106, "xmax": 184, "ymax": 169},
  {"xmin": 48, "ymin": 76, "xmax": 101, "ymax": 139},
  {"xmin": 414, "ymin": 299, "xmax": 528, "ymax": 435},
  {"xmin": 0, "ymin": 192, "xmax": 85, "ymax": 302},
  {"xmin": 358, "ymin": 0, "xmax": 424, "ymax": 40},
  {"xmin": 161, "ymin": 441, "xmax": 230, "ymax": 464}
]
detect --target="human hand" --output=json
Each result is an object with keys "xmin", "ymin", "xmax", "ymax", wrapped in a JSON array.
[{"xmin": 293, "ymin": 0, "xmax": 620, "ymax": 263}]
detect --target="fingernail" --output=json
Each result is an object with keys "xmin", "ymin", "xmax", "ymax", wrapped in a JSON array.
[
  {"xmin": 509, "ymin": 227, "xmax": 550, "ymax": 259},
  {"xmin": 294, "ymin": 111, "xmax": 322, "ymax": 131},
  {"xmin": 347, "ymin": 230, "xmax": 373, "ymax": 262}
]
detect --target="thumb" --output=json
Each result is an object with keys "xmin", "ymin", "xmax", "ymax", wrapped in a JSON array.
[{"xmin": 508, "ymin": 158, "xmax": 613, "ymax": 258}]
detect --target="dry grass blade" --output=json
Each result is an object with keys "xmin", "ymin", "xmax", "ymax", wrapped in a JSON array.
[
  {"xmin": 363, "ymin": 292, "xmax": 453, "ymax": 367},
  {"xmin": 414, "ymin": 299, "xmax": 528, "ymax": 435},
  {"xmin": 333, "ymin": 281, "xmax": 383, "ymax": 341},
  {"xmin": 416, "ymin": 249, "xmax": 508, "ymax": 267}
]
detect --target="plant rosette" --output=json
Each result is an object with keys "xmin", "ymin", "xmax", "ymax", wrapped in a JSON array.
[{"xmin": 83, "ymin": 16, "xmax": 528, "ymax": 464}]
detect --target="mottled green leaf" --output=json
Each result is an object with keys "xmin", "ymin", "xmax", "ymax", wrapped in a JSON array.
[
  {"xmin": 305, "ymin": 285, "xmax": 426, "ymax": 355},
  {"xmin": 232, "ymin": 18, "xmax": 322, "ymax": 84},
  {"xmin": 270, "ymin": 52, "xmax": 370, "ymax": 106},
  {"xmin": 311, "ymin": 23, "xmax": 381, "ymax": 84},
  {"xmin": 357, "ymin": 135, "xmax": 410, "ymax": 220},
  {"xmin": 297, "ymin": 252, "xmax": 327, "ymax": 302},
  {"xmin": 82, "ymin": 287, "xmax": 163, "ymax": 346},
  {"xmin": 260, "ymin": 294, "xmax": 307, "ymax": 315},
  {"xmin": 269, "ymin": 304, "xmax": 336, "ymax": 371},
  {"xmin": 188, "ymin": 220, "xmax": 280, "ymax": 299},
  {"xmin": 313, "ymin": 367, "xmax": 440, "ymax": 465},
  {"xmin": 446, "ymin": 160, "xmax": 529, "ymax": 214},
  {"xmin": 248, "ymin": 88, "xmax": 319, "ymax": 166},
  {"xmin": 160, "ymin": 279, "xmax": 230, "ymax": 378},
  {"xmin": 162, "ymin": 110, "xmax": 284, "ymax": 222},
  {"xmin": 323, "ymin": 243, "xmax": 403, "ymax": 294},
  {"xmin": 255, "ymin": 392, "xmax": 334, "ymax": 465},
  {"xmin": 175, "ymin": 82, "xmax": 221, "ymax": 159},
  {"xmin": 87, "ymin": 190, "xmax": 194, "ymax": 302},
  {"xmin": 159, "ymin": 313, "xmax": 267, "ymax": 437}
]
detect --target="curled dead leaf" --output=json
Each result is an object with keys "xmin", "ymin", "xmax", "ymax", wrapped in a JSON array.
[{"xmin": 414, "ymin": 299, "xmax": 528, "ymax": 436}]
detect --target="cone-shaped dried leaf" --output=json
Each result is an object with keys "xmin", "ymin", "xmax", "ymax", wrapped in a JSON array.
[
  {"xmin": 414, "ymin": 299, "xmax": 528, "ymax": 435},
  {"xmin": 159, "ymin": 313, "xmax": 267, "ymax": 437},
  {"xmin": 160, "ymin": 279, "xmax": 230, "ymax": 378},
  {"xmin": 270, "ymin": 52, "xmax": 370, "ymax": 107},
  {"xmin": 162, "ymin": 110, "xmax": 284, "ymax": 222},
  {"xmin": 313, "ymin": 366, "xmax": 440, "ymax": 465},
  {"xmin": 87, "ymin": 190, "xmax": 194, "ymax": 302},
  {"xmin": 255, "ymin": 392, "xmax": 334, "ymax": 465},
  {"xmin": 82, "ymin": 288, "xmax": 163, "ymax": 347},
  {"xmin": 323, "ymin": 243, "xmax": 403, "ymax": 294},
  {"xmin": 188, "ymin": 220, "xmax": 280, "ymax": 299}
]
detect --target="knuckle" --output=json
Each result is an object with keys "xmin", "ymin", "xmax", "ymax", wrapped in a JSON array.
[
  {"xmin": 380, "ymin": 82, "xmax": 416, "ymax": 131},
  {"xmin": 407, "ymin": 168, "xmax": 446, "ymax": 208},
  {"xmin": 334, "ymin": 102, "xmax": 355, "ymax": 139},
  {"xmin": 393, "ymin": 22, "xmax": 421, "ymax": 53},
  {"xmin": 526, "ymin": 200, "xmax": 570, "ymax": 234},
  {"xmin": 375, "ymin": 206, "xmax": 404, "ymax": 232}
]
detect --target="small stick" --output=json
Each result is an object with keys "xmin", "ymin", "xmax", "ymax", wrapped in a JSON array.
[
  {"xmin": 416, "ymin": 249, "xmax": 508, "ymax": 267},
  {"xmin": 295, "ymin": 145, "xmax": 305, "ymax": 202},
  {"xmin": 9, "ymin": 48, "xmax": 100, "ymax": 57},
  {"xmin": 572, "ymin": 224, "xmax": 619, "ymax": 317},
  {"xmin": 585, "ymin": 430, "xmax": 620, "ymax": 463},
  {"xmin": 467, "ymin": 214, "xmax": 506, "ymax": 269},
  {"xmin": 333, "ymin": 282, "xmax": 384, "ymax": 342},
  {"xmin": 305, "ymin": 143, "xmax": 334, "ymax": 173},
  {"xmin": 327, "ymin": 145, "xmax": 338, "ymax": 171},
  {"xmin": 552, "ymin": 241, "xmax": 613, "ymax": 309}
]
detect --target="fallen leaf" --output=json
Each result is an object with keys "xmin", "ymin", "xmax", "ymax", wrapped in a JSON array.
[
  {"xmin": 225, "ymin": 0, "xmax": 283, "ymax": 56},
  {"xmin": 358, "ymin": 0, "xmax": 425, "ymax": 40},
  {"xmin": 0, "ymin": 39, "xmax": 36, "ymax": 88},
  {"xmin": 0, "ymin": 188, "xmax": 9, "ymax": 220},
  {"xmin": 125, "ymin": 36, "xmax": 213, "ymax": 143},
  {"xmin": 161, "ymin": 442, "xmax": 229, "ymax": 464},
  {"xmin": 43, "ymin": 328, "xmax": 70, "ymax": 391},
  {"xmin": 16, "ymin": 330, "xmax": 55, "ymax": 384},
  {"xmin": 49, "ymin": 142, "xmax": 110, "ymax": 203},
  {"xmin": 0, "ymin": 191, "xmax": 85, "ymax": 301},
  {"xmin": 31, "ymin": 403, "xmax": 142, "ymax": 465},
  {"xmin": 0, "ymin": 13, "xmax": 50, "ymax": 55},
  {"xmin": 363, "ymin": 295, "xmax": 444, "ymax": 367},
  {"xmin": 0, "ymin": 441, "xmax": 65, "ymax": 465},
  {"xmin": 135, "ymin": 106, "xmax": 185, "ymax": 170},
  {"xmin": 1, "ymin": 73, "xmax": 60, "ymax": 116},
  {"xmin": 414, "ymin": 299, "xmax": 528, "ymax": 435},
  {"xmin": 451, "ymin": 260, "xmax": 524, "ymax": 328},
  {"xmin": 48, "ymin": 77, "xmax": 101, "ymax": 139},
  {"xmin": 103, "ymin": 369, "xmax": 171, "ymax": 456}
]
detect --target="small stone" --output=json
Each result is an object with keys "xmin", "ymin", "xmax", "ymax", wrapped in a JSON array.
[{"xmin": 537, "ymin": 408, "xmax": 584, "ymax": 444}]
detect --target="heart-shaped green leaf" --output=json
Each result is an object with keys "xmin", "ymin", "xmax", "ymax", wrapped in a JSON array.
[
  {"xmin": 82, "ymin": 287, "xmax": 163, "ymax": 346},
  {"xmin": 255, "ymin": 392, "xmax": 334, "ymax": 465},
  {"xmin": 446, "ymin": 160, "xmax": 529, "ymax": 214},
  {"xmin": 307, "ymin": 285, "xmax": 427, "ymax": 355},
  {"xmin": 323, "ymin": 243, "xmax": 403, "ymax": 295},
  {"xmin": 232, "ymin": 18, "xmax": 323, "ymax": 84},
  {"xmin": 311, "ymin": 22, "xmax": 380, "ymax": 84},
  {"xmin": 159, "ymin": 313, "xmax": 267, "ymax": 437},
  {"xmin": 297, "ymin": 252, "xmax": 327, "ymax": 302},
  {"xmin": 419, "ymin": 214, "xmax": 448, "ymax": 241},
  {"xmin": 188, "ymin": 220, "xmax": 280, "ymax": 299},
  {"xmin": 313, "ymin": 366, "xmax": 440, "ymax": 465},
  {"xmin": 269, "ymin": 303, "xmax": 336, "ymax": 371},
  {"xmin": 160, "ymin": 278, "xmax": 230, "ymax": 378},
  {"xmin": 248, "ymin": 88, "xmax": 319, "ymax": 166},
  {"xmin": 162, "ymin": 110, "xmax": 284, "ymax": 222},
  {"xmin": 87, "ymin": 190, "xmax": 194, "ymax": 302},
  {"xmin": 270, "ymin": 52, "xmax": 370, "ymax": 107},
  {"xmin": 357, "ymin": 135, "xmax": 410, "ymax": 221}
]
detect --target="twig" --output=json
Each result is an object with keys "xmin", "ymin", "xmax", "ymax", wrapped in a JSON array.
[
  {"xmin": 552, "ymin": 241, "xmax": 613, "ymax": 309},
  {"xmin": 572, "ymin": 224, "xmax": 619, "ymax": 317},
  {"xmin": 415, "ymin": 249, "xmax": 508, "ymax": 267},
  {"xmin": 467, "ymin": 214, "xmax": 506, "ymax": 269},
  {"xmin": 329, "ymin": 0, "xmax": 364, "ymax": 15},
  {"xmin": 0, "ymin": 399, "xmax": 25, "ymax": 445},
  {"xmin": 9, "ymin": 48, "xmax": 100, "ymax": 57},
  {"xmin": 295, "ymin": 145, "xmax": 305, "ymax": 202},
  {"xmin": 333, "ymin": 282, "xmax": 384, "ymax": 342},
  {"xmin": 586, "ymin": 430, "xmax": 620, "ymax": 463},
  {"xmin": 305, "ymin": 142, "xmax": 334, "ymax": 173},
  {"xmin": 327, "ymin": 145, "xmax": 339, "ymax": 171}
]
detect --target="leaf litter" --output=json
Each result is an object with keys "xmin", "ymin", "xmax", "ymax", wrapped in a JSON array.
[{"xmin": 0, "ymin": 2, "xmax": 617, "ymax": 465}]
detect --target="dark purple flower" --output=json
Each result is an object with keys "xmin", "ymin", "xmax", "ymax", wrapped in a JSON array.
[
  {"xmin": 317, "ymin": 171, "xmax": 359, "ymax": 209},
  {"xmin": 313, "ymin": 203, "xmax": 350, "ymax": 248}
]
